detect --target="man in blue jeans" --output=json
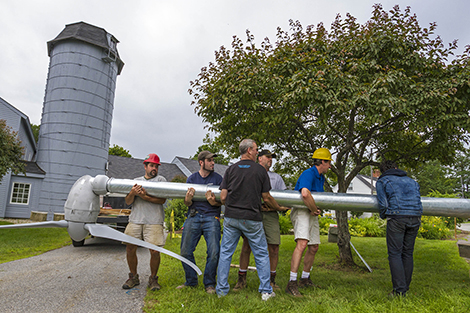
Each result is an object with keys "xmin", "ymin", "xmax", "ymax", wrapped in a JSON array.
[
  {"xmin": 216, "ymin": 139, "xmax": 284, "ymax": 301},
  {"xmin": 177, "ymin": 151, "xmax": 223, "ymax": 294},
  {"xmin": 376, "ymin": 160, "xmax": 423, "ymax": 297}
]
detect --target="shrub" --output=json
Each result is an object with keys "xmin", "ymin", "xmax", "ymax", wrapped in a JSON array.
[
  {"xmin": 319, "ymin": 216, "xmax": 333, "ymax": 235},
  {"xmin": 279, "ymin": 210, "xmax": 293, "ymax": 234},
  {"xmin": 418, "ymin": 216, "xmax": 452, "ymax": 240},
  {"xmin": 164, "ymin": 199, "xmax": 187, "ymax": 231},
  {"xmin": 425, "ymin": 190, "xmax": 463, "ymax": 229},
  {"xmin": 348, "ymin": 216, "xmax": 386, "ymax": 237}
]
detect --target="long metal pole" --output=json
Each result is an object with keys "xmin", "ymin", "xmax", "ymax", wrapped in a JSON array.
[{"xmin": 92, "ymin": 176, "xmax": 470, "ymax": 218}]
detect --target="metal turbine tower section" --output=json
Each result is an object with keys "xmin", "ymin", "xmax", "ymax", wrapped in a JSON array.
[
  {"xmin": 36, "ymin": 22, "xmax": 124, "ymax": 218},
  {"xmin": 98, "ymin": 176, "xmax": 470, "ymax": 218}
]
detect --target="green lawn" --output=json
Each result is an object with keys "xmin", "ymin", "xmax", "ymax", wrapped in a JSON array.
[
  {"xmin": 146, "ymin": 234, "xmax": 470, "ymax": 313},
  {"xmin": 0, "ymin": 220, "xmax": 71, "ymax": 264},
  {"xmin": 1, "ymin": 219, "xmax": 469, "ymax": 312}
]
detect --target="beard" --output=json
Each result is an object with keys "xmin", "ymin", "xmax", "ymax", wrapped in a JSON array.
[
  {"xmin": 148, "ymin": 169, "xmax": 157, "ymax": 178},
  {"xmin": 203, "ymin": 164, "xmax": 214, "ymax": 173}
]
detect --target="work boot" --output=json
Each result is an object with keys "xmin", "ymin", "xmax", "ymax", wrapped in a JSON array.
[
  {"xmin": 270, "ymin": 273, "xmax": 281, "ymax": 291},
  {"xmin": 233, "ymin": 273, "xmax": 247, "ymax": 291},
  {"xmin": 122, "ymin": 273, "xmax": 140, "ymax": 289},
  {"xmin": 148, "ymin": 275, "xmax": 161, "ymax": 291},
  {"xmin": 285, "ymin": 280, "xmax": 302, "ymax": 297},
  {"xmin": 299, "ymin": 276, "xmax": 321, "ymax": 289}
]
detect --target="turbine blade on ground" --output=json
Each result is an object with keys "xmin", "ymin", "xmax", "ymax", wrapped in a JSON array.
[
  {"xmin": 0, "ymin": 220, "xmax": 68, "ymax": 229},
  {"xmin": 84, "ymin": 223, "xmax": 202, "ymax": 275}
]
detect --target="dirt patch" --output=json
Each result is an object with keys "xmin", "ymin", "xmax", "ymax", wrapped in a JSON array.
[{"xmin": 317, "ymin": 260, "xmax": 374, "ymax": 273}]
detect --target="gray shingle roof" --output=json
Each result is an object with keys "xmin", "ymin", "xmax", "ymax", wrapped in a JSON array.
[
  {"xmin": 47, "ymin": 21, "xmax": 124, "ymax": 74},
  {"xmin": 106, "ymin": 155, "xmax": 185, "ymax": 181},
  {"xmin": 107, "ymin": 155, "xmax": 229, "ymax": 182},
  {"xmin": 23, "ymin": 161, "xmax": 46, "ymax": 175},
  {"xmin": 172, "ymin": 156, "xmax": 228, "ymax": 178}
]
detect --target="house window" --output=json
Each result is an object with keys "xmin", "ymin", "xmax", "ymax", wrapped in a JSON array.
[
  {"xmin": 10, "ymin": 183, "xmax": 31, "ymax": 205},
  {"xmin": 348, "ymin": 182, "xmax": 353, "ymax": 191}
]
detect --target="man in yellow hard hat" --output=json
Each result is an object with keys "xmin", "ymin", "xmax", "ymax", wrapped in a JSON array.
[{"xmin": 286, "ymin": 148, "xmax": 332, "ymax": 297}]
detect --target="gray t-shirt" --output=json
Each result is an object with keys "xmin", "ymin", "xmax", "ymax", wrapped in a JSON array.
[
  {"xmin": 128, "ymin": 175, "xmax": 166, "ymax": 225},
  {"xmin": 268, "ymin": 171, "xmax": 287, "ymax": 190}
]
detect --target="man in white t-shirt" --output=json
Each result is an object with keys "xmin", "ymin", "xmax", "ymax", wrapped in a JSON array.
[{"xmin": 122, "ymin": 153, "xmax": 167, "ymax": 291}]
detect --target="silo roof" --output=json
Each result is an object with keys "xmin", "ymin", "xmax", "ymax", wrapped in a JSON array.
[{"xmin": 47, "ymin": 21, "xmax": 124, "ymax": 74}]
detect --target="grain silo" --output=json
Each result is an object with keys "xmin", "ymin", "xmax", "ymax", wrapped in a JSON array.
[{"xmin": 36, "ymin": 22, "xmax": 124, "ymax": 217}]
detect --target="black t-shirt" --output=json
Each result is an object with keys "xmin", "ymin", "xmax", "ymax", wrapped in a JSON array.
[{"xmin": 220, "ymin": 159, "xmax": 271, "ymax": 221}]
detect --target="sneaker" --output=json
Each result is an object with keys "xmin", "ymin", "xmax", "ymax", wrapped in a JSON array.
[
  {"xmin": 285, "ymin": 280, "xmax": 302, "ymax": 297},
  {"xmin": 233, "ymin": 273, "xmax": 247, "ymax": 291},
  {"xmin": 148, "ymin": 275, "xmax": 161, "ymax": 291},
  {"xmin": 205, "ymin": 286, "xmax": 216, "ymax": 294},
  {"xmin": 261, "ymin": 291, "xmax": 276, "ymax": 301},
  {"xmin": 299, "ymin": 277, "xmax": 321, "ymax": 289},
  {"xmin": 122, "ymin": 273, "xmax": 140, "ymax": 289}
]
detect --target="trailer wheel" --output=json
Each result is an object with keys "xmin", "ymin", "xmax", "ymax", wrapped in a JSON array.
[{"xmin": 72, "ymin": 239, "xmax": 85, "ymax": 247}]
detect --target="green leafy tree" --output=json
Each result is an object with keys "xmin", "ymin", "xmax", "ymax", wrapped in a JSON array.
[
  {"xmin": 0, "ymin": 119, "xmax": 25, "ymax": 180},
  {"xmin": 30, "ymin": 124, "xmax": 40, "ymax": 143},
  {"xmin": 454, "ymin": 150, "xmax": 470, "ymax": 198},
  {"xmin": 189, "ymin": 5, "xmax": 470, "ymax": 265},
  {"xmin": 108, "ymin": 144, "xmax": 132, "ymax": 158},
  {"xmin": 193, "ymin": 133, "xmax": 231, "ymax": 165},
  {"xmin": 410, "ymin": 160, "xmax": 459, "ymax": 196}
]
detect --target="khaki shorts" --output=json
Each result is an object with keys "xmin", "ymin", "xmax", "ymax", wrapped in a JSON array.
[
  {"xmin": 262, "ymin": 211, "xmax": 280, "ymax": 245},
  {"xmin": 291, "ymin": 208, "xmax": 320, "ymax": 245},
  {"xmin": 124, "ymin": 222, "xmax": 165, "ymax": 247}
]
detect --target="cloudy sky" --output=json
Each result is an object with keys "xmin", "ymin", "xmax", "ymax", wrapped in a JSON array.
[{"xmin": 1, "ymin": 0, "xmax": 468, "ymax": 162}]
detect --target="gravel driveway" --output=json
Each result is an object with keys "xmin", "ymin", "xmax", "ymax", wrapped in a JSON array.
[{"xmin": 0, "ymin": 237, "xmax": 153, "ymax": 313}]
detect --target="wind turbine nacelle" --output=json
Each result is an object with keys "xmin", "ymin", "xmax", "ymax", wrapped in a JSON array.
[{"xmin": 64, "ymin": 175, "xmax": 103, "ymax": 223}]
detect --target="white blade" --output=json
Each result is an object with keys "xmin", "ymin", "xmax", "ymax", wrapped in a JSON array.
[
  {"xmin": 84, "ymin": 223, "xmax": 202, "ymax": 275},
  {"xmin": 0, "ymin": 220, "xmax": 68, "ymax": 229}
]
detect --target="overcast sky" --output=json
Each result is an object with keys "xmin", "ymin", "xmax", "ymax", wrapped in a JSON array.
[{"xmin": 1, "ymin": 0, "xmax": 468, "ymax": 162}]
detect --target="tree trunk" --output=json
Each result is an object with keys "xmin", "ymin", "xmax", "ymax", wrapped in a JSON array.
[{"xmin": 335, "ymin": 210, "xmax": 355, "ymax": 266}]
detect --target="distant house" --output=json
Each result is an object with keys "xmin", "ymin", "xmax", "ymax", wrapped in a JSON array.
[
  {"xmin": 0, "ymin": 97, "xmax": 46, "ymax": 219},
  {"xmin": 332, "ymin": 173, "xmax": 379, "ymax": 218},
  {"xmin": 332, "ymin": 174, "xmax": 378, "ymax": 195}
]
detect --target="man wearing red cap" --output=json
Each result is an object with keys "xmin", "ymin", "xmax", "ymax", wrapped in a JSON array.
[{"xmin": 122, "ymin": 153, "xmax": 167, "ymax": 291}]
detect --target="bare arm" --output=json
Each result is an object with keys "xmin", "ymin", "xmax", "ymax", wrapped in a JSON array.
[
  {"xmin": 261, "ymin": 192, "xmax": 284, "ymax": 211},
  {"xmin": 300, "ymin": 188, "xmax": 321, "ymax": 216},
  {"xmin": 220, "ymin": 189, "xmax": 228, "ymax": 205},
  {"xmin": 138, "ymin": 186, "xmax": 166, "ymax": 204}
]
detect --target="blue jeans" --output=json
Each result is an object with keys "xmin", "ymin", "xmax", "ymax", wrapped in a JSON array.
[
  {"xmin": 386, "ymin": 216, "xmax": 421, "ymax": 294},
  {"xmin": 216, "ymin": 217, "xmax": 272, "ymax": 296},
  {"xmin": 180, "ymin": 213, "xmax": 221, "ymax": 287}
]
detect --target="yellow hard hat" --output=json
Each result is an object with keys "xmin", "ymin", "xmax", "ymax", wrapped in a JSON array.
[{"xmin": 312, "ymin": 148, "xmax": 332, "ymax": 161}]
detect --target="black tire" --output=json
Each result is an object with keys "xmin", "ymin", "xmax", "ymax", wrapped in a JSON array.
[{"xmin": 71, "ymin": 239, "xmax": 85, "ymax": 247}]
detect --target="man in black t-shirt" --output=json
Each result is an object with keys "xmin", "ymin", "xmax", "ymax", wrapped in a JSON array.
[{"xmin": 215, "ymin": 139, "xmax": 283, "ymax": 301}]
